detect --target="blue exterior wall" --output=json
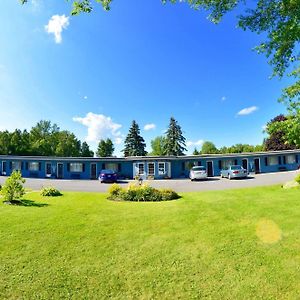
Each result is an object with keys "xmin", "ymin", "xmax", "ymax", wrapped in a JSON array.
[{"xmin": 0, "ymin": 151, "xmax": 299, "ymax": 180}]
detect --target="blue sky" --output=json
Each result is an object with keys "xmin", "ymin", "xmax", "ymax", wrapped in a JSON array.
[{"xmin": 0, "ymin": 0, "xmax": 290, "ymax": 155}]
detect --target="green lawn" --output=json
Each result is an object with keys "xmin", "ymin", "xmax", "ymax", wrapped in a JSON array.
[{"xmin": 0, "ymin": 186, "xmax": 300, "ymax": 299}]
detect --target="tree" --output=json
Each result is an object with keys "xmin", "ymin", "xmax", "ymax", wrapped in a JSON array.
[
  {"xmin": 201, "ymin": 141, "xmax": 218, "ymax": 154},
  {"xmin": 123, "ymin": 121, "xmax": 147, "ymax": 157},
  {"xmin": 193, "ymin": 148, "xmax": 200, "ymax": 155},
  {"xmin": 1, "ymin": 171, "xmax": 25, "ymax": 203},
  {"xmin": 55, "ymin": 131, "xmax": 81, "ymax": 157},
  {"xmin": 149, "ymin": 136, "xmax": 166, "ymax": 156},
  {"xmin": 265, "ymin": 112, "xmax": 300, "ymax": 150},
  {"xmin": 81, "ymin": 141, "xmax": 94, "ymax": 157},
  {"xmin": 97, "ymin": 138, "xmax": 114, "ymax": 157},
  {"xmin": 164, "ymin": 117, "xmax": 187, "ymax": 156}
]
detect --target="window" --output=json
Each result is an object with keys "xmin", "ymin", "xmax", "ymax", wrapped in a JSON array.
[
  {"xmin": 148, "ymin": 163, "xmax": 155, "ymax": 175},
  {"xmin": 138, "ymin": 163, "xmax": 144, "ymax": 175},
  {"xmin": 12, "ymin": 161, "xmax": 21, "ymax": 170},
  {"xmin": 158, "ymin": 162, "xmax": 166, "ymax": 175},
  {"xmin": 106, "ymin": 163, "xmax": 118, "ymax": 172},
  {"xmin": 29, "ymin": 162, "xmax": 39, "ymax": 171},
  {"xmin": 221, "ymin": 160, "xmax": 235, "ymax": 169},
  {"xmin": 268, "ymin": 156, "xmax": 278, "ymax": 166},
  {"xmin": 286, "ymin": 155, "xmax": 296, "ymax": 164},
  {"xmin": 70, "ymin": 163, "xmax": 83, "ymax": 172}
]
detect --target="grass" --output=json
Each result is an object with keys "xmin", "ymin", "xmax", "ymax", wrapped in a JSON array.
[{"xmin": 0, "ymin": 185, "xmax": 300, "ymax": 299}]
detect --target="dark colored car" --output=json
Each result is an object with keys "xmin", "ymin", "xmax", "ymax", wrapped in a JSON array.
[{"xmin": 98, "ymin": 169, "xmax": 118, "ymax": 183}]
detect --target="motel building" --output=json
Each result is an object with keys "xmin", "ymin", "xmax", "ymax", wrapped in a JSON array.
[{"xmin": 0, "ymin": 149, "xmax": 299, "ymax": 180}]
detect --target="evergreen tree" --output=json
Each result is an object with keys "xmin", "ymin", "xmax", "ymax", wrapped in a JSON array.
[
  {"xmin": 81, "ymin": 141, "xmax": 94, "ymax": 157},
  {"xmin": 164, "ymin": 117, "xmax": 186, "ymax": 156},
  {"xmin": 123, "ymin": 121, "xmax": 147, "ymax": 157},
  {"xmin": 193, "ymin": 148, "xmax": 199, "ymax": 155},
  {"xmin": 97, "ymin": 138, "xmax": 114, "ymax": 157}
]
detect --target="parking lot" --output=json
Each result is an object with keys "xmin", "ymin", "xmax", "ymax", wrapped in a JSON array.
[{"xmin": 0, "ymin": 170, "xmax": 298, "ymax": 193}]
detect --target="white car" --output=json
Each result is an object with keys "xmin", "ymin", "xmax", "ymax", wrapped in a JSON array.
[
  {"xmin": 189, "ymin": 166, "xmax": 208, "ymax": 181},
  {"xmin": 220, "ymin": 165, "xmax": 248, "ymax": 180}
]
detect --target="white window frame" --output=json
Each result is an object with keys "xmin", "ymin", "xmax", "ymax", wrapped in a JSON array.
[
  {"xmin": 221, "ymin": 159, "xmax": 235, "ymax": 170},
  {"xmin": 158, "ymin": 162, "xmax": 166, "ymax": 175},
  {"xmin": 1, "ymin": 161, "xmax": 6, "ymax": 175},
  {"xmin": 70, "ymin": 163, "xmax": 83, "ymax": 173},
  {"xmin": 148, "ymin": 162, "xmax": 155, "ymax": 176},
  {"xmin": 29, "ymin": 162, "xmax": 39, "ymax": 171}
]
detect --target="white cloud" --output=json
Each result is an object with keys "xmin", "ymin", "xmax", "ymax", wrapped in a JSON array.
[
  {"xmin": 221, "ymin": 96, "xmax": 226, "ymax": 102},
  {"xmin": 144, "ymin": 123, "xmax": 156, "ymax": 131},
  {"xmin": 73, "ymin": 113, "xmax": 122, "ymax": 143},
  {"xmin": 262, "ymin": 124, "xmax": 267, "ymax": 131},
  {"xmin": 237, "ymin": 106, "xmax": 258, "ymax": 116},
  {"xmin": 186, "ymin": 139, "xmax": 204, "ymax": 147},
  {"xmin": 45, "ymin": 15, "xmax": 70, "ymax": 44},
  {"xmin": 83, "ymin": 96, "xmax": 88, "ymax": 100}
]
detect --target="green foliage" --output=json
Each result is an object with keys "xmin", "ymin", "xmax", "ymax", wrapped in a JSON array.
[
  {"xmin": 149, "ymin": 136, "xmax": 166, "ymax": 156},
  {"xmin": 97, "ymin": 138, "xmax": 114, "ymax": 157},
  {"xmin": 123, "ymin": 121, "xmax": 147, "ymax": 157},
  {"xmin": 41, "ymin": 187, "xmax": 62, "ymax": 197},
  {"xmin": 1, "ymin": 170, "xmax": 25, "ymax": 202},
  {"xmin": 0, "ymin": 120, "xmax": 93, "ymax": 157},
  {"xmin": 164, "ymin": 117, "xmax": 187, "ymax": 156},
  {"xmin": 193, "ymin": 148, "xmax": 200, "ymax": 155},
  {"xmin": 295, "ymin": 173, "xmax": 300, "ymax": 185},
  {"xmin": 201, "ymin": 141, "xmax": 218, "ymax": 154},
  {"xmin": 108, "ymin": 183, "xmax": 179, "ymax": 201},
  {"xmin": 80, "ymin": 141, "xmax": 94, "ymax": 157}
]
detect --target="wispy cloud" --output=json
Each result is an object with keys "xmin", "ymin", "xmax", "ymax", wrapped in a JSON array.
[
  {"xmin": 144, "ymin": 123, "xmax": 156, "ymax": 131},
  {"xmin": 83, "ymin": 96, "xmax": 88, "ymax": 100},
  {"xmin": 73, "ymin": 113, "xmax": 122, "ymax": 144},
  {"xmin": 221, "ymin": 96, "xmax": 226, "ymax": 102},
  {"xmin": 45, "ymin": 15, "xmax": 70, "ymax": 44},
  {"xmin": 237, "ymin": 106, "xmax": 258, "ymax": 116},
  {"xmin": 186, "ymin": 139, "xmax": 204, "ymax": 147}
]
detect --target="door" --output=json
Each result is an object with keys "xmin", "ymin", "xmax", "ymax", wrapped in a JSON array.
[
  {"xmin": 242, "ymin": 159, "xmax": 248, "ymax": 171},
  {"xmin": 90, "ymin": 163, "xmax": 97, "ymax": 180},
  {"xmin": 46, "ymin": 163, "xmax": 52, "ymax": 177},
  {"xmin": 57, "ymin": 163, "xmax": 63, "ymax": 179},
  {"xmin": 254, "ymin": 158, "xmax": 260, "ymax": 174},
  {"xmin": 206, "ymin": 161, "xmax": 213, "ymax": 177},
  {"xmin": 2, "ymin": 161, "xmax": 7, "ymax": 175}
]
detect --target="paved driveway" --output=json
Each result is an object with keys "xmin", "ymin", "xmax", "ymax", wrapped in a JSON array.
[{"xmin": 0, "ymin": 170, "xmax": 298, "ymax": 193}]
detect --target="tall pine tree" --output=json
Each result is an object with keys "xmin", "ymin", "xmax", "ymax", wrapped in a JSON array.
[
  {"xmin": 123, "ymin": 121, "xmax": 147, "ymax": 157},
  {"xmin": 164, "ymin": 117, "xmax": 187, "ymax": 156}
]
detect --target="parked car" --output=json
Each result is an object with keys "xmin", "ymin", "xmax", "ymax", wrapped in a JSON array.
[
  {"xmin": 98, "ymin": 169, "xmax": 118, "ymax": 183},
  {"xmin": 189, "ymin": 166, "xmax": 208, "ymax": 181},
  {"xmin": 220, "ymin": 165, "xmax": 248, "ymax": 180}
]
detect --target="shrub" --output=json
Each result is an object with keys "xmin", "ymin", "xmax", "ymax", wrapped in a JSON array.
[
  {"xmin": 108, "ymin": 183, "xmax": 123, "ymax": 198},
  {"xmin": 41, "ymin": 187, "xmax": 62, "ymax": 197},
  {"xmin": 160, "ymin": 189, "xmax": 180, "ymax": 201},
  {"xmin": 295, "ymin": 173, "xmax": 300, "ymax": 185},
  {"xmin": 1, "ymin": 171, "xmax": 25, "ymax": 203},
  {"xmin": 108, "ymin": 183, "xmax": 179, "ymax": 202}
]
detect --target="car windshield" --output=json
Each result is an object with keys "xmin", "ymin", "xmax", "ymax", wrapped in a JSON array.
[
  {"xmin": 101, "ymin": 169, "xmax": 115, "ymax": 174},
  {"xmin": 230, "ymin": 165, "xmax": 242, "ymax": 170},
  {"xmin": 192, "ymin": 167, "xmax": 206, "ymax": 171}
]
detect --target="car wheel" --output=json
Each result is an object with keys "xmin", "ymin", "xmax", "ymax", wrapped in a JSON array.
[{"xmin": 228, "ymin": 174, "xmax": 232, "ymax": 180}]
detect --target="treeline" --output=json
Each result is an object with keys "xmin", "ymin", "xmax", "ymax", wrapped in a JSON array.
[{"xmin": 0, "ymin": 121, "xmax": 94, "ymax": 157}]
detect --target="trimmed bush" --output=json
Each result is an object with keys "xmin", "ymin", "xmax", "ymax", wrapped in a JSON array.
[
  {"xmin": 41, "ymin": 187, "xmax": 62, "ymax": 197},
  {"xmin": 108, "ymin": 183, "xmax": 180, "ymax": 202},
  {"xmin": 295, "ymin": 173, "xmax": 300, "ymax": 185}
]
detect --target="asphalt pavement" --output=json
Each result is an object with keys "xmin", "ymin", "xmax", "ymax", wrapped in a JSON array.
[{"xmin": 0, "ymin": 170, "xmax": 298, "ymax": 193}]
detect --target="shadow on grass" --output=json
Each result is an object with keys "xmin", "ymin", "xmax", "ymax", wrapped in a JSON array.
[{"xmin": 3, "ymin": 199, "xmax": 49, "ymax": 207}]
